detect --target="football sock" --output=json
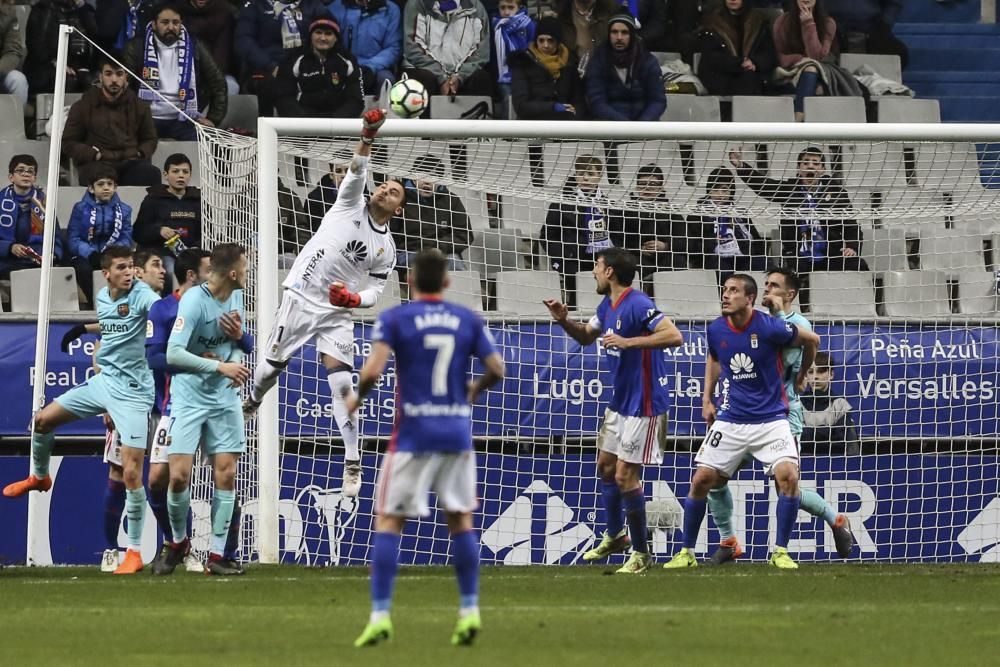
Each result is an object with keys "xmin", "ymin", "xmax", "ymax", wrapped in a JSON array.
[
  {"xmin": 371, "ymin": 532, "xmax": 401, "ymax": 617},
  {"xmin": 800, "ymin": 489, "xmax": 838, "ymax": 526},
  {"xmin": 451, "ymin": 530, "xmax": 480, "ymax": 615},
  {"xmin": 328, "ymin": 370, "xmax": 360, "ymax": 461},
  {"xmin": 775, "ymin": 493, "xmax": 802, "ymax": 549},
  {"xmin": 103, "ymin": 479, "xmax": 126, "ymax": 549},
  {"xmin": 167, "ymin": 487, "xmax": 191, "ymax": 543},
  {"xmin": 224, "ymin": 502, "xmax": 242, "ymax": 560},
  {"xmin": 600, "ymin": 480, "xmax": 624, "ymax": 536},
  {"xmin": 622, "ymin": 488, "xmax": 648, "ymax": 554},
  {"xmin": 683, "ymin": 497, "xmax": 708, "ymax": 549},
  {"xmin": 707, "ymin": 486, "xmax": 736, "ymax": 541},
  {"xmin": 124, "ymin": 487, "xmax": 146, "ymax": 550},
  {"xmin": 148, "ymin": 485, "xmax": 172, "ymax": 542},
  {"xmin": 250, "ymin": 358, "xmax": 285, "ymax": 403},
  {"xmin": 210, "ymin": 489, "xmax": 236, "ymax": 556},
  {"xmin": 31, "ymin": 430, "xmax": 54, "ymax": 478}
]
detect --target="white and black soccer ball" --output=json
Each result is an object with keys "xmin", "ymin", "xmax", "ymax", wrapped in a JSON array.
[{"xmin": 389, "ymin": 78, "xmax": 428, "ymax": 118}]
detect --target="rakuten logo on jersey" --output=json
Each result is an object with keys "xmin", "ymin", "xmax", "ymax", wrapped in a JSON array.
[{"xmin": 729, "ymin": 352, "xmax": 757, "ymax": 380}]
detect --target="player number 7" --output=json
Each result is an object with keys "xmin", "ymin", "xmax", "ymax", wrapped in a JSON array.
[{"xmin": 424, "ymin": 334, "xmax": 455, "ymax": 397}]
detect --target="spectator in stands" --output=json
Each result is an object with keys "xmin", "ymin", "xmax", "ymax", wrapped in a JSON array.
[
  {"xmin": 730, "ymin": 146, "xmax": 868, "ymax": 308},
  {"xmin": 0, "ymin": 155, "xmax": 66, "ymax": 279},
  {"xmin": 492, "ymin": 0, "xmax": 535, "ymax": 120},
  {"xmin": 510, "ymin": 16, "xmax": 584, "ymax": 119},
  {"xmin": 182, "ymin": 0, "xmax": 241, "ymax": 95},
  {"xmin": 306, "ymin": 161, "xmax": 348, "ymax": 226},
  {"xmin": 584, "ymin": 14, "xmax": 666, "ymax": 122},
  {"xmin": 695, "ymin": 0, "xmax": 777, "ymax": 96},
  {"xmin": 402, "ymin": 0, "xmax": 494, "ymax": 101},
  {"xmin": 273, "ymin": 12, "xmax": 364, "ymax": 118},
  {"xmin": 617, "ymin": 164, "xmax": 686, "ymax": 279},
  {"xmin": 828, "ymin": 0, "xmax": 907, "ymax": 70},
  {"xmin": 123, "ymin": 4, "xmax": 229, "ymax": 141},
  {"xmin": 773, "ymin": 0, "xmax": 837, "ymax": 122},
  {"xmin": 686, "ymin": 166, "xmax": 767, "ymax": 285},
  {"xmin": 24, "ymin": 0, "xmax": 98, "ymax": 96},
  {"xmin": 62, "ymin": 54, "xmax": 160, "ymax": 187},
  {"xmin": 68, "ymin": 163, "xmax": 134, "ymax": 306},
  {"xmin": 0, "ymin": 3, "xmax": 27, "ymax": 108},
  {"xmin": 394, "ymin": 154, "xmax": 472, "ymax": 270},
  {"xmin": 235, "ymin": 0, "xmax": 326, "ymax": 113},
  {"xmin": 95, "ymin": 0, "xmax": 158, "ymax": 53},
  {"xmin": 133, "ymin": 152, "xmax": 201, "ymax": 292},
  {"xmin": 327, "ymin": 0, "xmax": 403, "ymax": 93},
  {"xmin": 557, "ymin": 0, "xmax": 618, "ymax": 68},
  {"xmin": 540, "ymin": 153, "xmax": 611, "ymax": 306},
  {"xmin": 801, "ymin": 351, "xmax": 861, "ymax": 455}
]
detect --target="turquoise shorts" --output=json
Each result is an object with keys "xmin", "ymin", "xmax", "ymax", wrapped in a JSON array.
[
  {"xmin": 55, "ymin": 373, "xmax": 152, "ymax": 450},
  {"xmin": 168, "ymin": 401, "xmax": 245, "ymax": 457}
]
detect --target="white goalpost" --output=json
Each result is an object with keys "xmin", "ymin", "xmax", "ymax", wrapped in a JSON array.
[{"xmin": 202, "ymin": 116, "xmax": 1000, "ymax": 566}]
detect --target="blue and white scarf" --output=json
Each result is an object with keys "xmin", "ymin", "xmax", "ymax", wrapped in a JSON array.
[
  {"xmin": 274, "ymin": 1, "xmax": 304, "ymax": 50},
  {"xmin": 0, "ymin": 185, "xmax": 46, "ymax": 242},
  {"xmin": 115, "ymin": 0, "xmax": 150, "ymax": 50},
  {"xmin": 578, "ymin": 187, "xmax": 612, "ymax": 254},
  {"xmin": 797, "ymin": 189, "xmax": 827, "ymax": 260},
  {"xmin": 85, "ymin": 199, "xmax": 125, "ymax": 252},
  {"xmin": 138, "ymin": 24, "xmax": 198, "ymax": 118},
  {"xmin": 493, "ymin": 10, "xmax": 535, "ymax": 84}
]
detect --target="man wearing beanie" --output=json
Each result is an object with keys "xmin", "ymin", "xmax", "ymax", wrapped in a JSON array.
[
  {"xmin": 510, "ymin": 15, "xmax": 585, "ymax": 120},
  {"xmin": 584, "ymin": 13, "xmax": 665, "ymax": 123},
  {"xmin": 272, "ymin": 11, "xmax": 364, "ymax": 118}
]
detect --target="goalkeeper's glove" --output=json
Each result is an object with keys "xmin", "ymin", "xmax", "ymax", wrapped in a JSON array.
[
  {"xmin": 328, "ymin": 282, "xmax": 361, "ymax": 308},
  {"xmin": 361, "ymin": 108, "xmax": 386, "ymax": 144},
  {"xmin": 61, "ymin": 323, "xmax": 88, "ymax": 352}
]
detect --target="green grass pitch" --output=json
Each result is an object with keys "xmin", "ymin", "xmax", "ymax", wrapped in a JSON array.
[{"xmin": 2, "ymin": 564, "xmax": 998, "ymax": 666}]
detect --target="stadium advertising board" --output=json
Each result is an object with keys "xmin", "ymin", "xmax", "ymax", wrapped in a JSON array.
[
  {"xmin": 1, "ymin": 453, "xmax": 997, "ymax": 565},
  {"xmin": 0, "ymin": 322, "xmax": 996, "ymax": 438}
]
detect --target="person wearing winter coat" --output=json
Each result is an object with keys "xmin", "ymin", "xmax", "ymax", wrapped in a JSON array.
[
  {"xmin": 393, "ymin": 154, "xmax": 473, "ymax": 270},
  {"xmin": 24, "ymin": 0, "xmax": 98, "ymax": 95},
  {"xmin": 584, "ymin": 14, "xmax": 666, "ymax": 122},
  {"xmin": 0, "ymin": 4, "xmax": 27, "ymax": 106},
  {"xmin": 122, "ymin": 3, "xmax": 229, "ymax": 140},
  {"xmin": 510, "ymin": 16, "xmax": 584, "ymax": 120},
  {"xmin": 402, "ymin": 0, "xmax": 494, "ymax": 100},
  {"xmin": 696, "ymin": 0, "xmax": 777, "ymax": 96},
  {"xmin": 326, "ymin": 0, "xmax": 402, "ymax": 92},
  {"xmin": 273, "ymin": 12, "xmax": 364, "ymax": 118},
  {"xmin": 67, "ymin": 163, "xmax": 134, "ymax": 306},
  {"xmin": 0, "ymin": 154, "xmax": 66, "ymax": 277}
]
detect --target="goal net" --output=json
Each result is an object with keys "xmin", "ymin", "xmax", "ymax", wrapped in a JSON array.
[{"xmin": 200, "ymin": 119, "xmax": 1000, "ymax": 566}]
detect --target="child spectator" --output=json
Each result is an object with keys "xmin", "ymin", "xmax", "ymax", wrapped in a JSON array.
[
  {"xmin": 492, "ymin": 0, "xmax": 535, "ymax": 119},
  {"xmin": 0, "ymin": 155, "xmax": 65, "ymax": 278},
  {"xmin": 68, "ymin": 164, "xmax": 134, "ymax": 306},
  {"xmin": 133, "ymin": 153, "xmax": 202, "ymax": 292},
  {"xmin": 801, "ymin": 351, "xmax": 861, "ymax": 455}
]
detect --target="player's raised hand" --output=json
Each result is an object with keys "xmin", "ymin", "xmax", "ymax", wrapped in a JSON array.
[
  {"xmin": 218, "ymin": 361, "xmax": 251, "ymax": 387},
  {"xmin": 361, "ymin": 108, "xmax": 387, "ymax": 142},
  {"xmin": 542, "ymin": 298, "xmax": 568, "ymax": 322},
  {"xmin": 219, "ymin": 311, "xmax": 243, "ymax": 341},
  {"xmin": 329, "ymin": 281, "xmax": 361, "ymax": 308}
]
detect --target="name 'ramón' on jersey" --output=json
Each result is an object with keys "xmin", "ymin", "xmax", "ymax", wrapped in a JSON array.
[
  {"xmin": 282, "ymin": 160, "xmax": 396, "ymax": 311},
  {"xmin": 707, "ymin": 309, "xmax": 798, "ymax": 424},
  {"xmin": 588, "ymin": 287, "xmax": 671, "ymax": 417},
  {"xmin": 373, "ymin": 298, "xmax": 499, "ymax": 453}
]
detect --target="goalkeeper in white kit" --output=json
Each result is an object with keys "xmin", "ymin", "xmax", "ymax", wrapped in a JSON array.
[{"xmin": 244, "ymin": 108, "xmax": 406, "ymax": 496}]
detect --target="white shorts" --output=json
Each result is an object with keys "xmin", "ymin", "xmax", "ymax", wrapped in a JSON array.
[
  {"xmin": 596, "ymin": 409, "xmax": 666, "ymax": 466},
  {"xmin": 105, "ymin": 413, "xmax": 168, "ymax": 466},
  {"xmin": 375, "ymin": 451, "xmax": 478, "ymax": 518},
  {"xmin": 694, "ymin": 419, "xmax": 799, "ymax": 478},
  {"xmin": 266, "ymin": 291, "xmax": 354, "ymax": 366}
]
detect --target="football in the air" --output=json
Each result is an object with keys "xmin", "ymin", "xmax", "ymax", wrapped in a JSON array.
[{"xmin": 389, "ymin": 78, "xmax": 428, "ymax": 118}]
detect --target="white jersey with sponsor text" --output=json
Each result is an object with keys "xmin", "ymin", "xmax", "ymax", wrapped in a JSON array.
[{"xmin": 282, "ymin": 161, "xmax": 396, "ymax": 312}]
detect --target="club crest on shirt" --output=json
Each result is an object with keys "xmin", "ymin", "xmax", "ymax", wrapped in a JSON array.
[
  {"xmin": 750, "ymin": 333, "xmax": 758, "ymax": 349},
  {"xmin": 376, "ymin": 247, "xmax": 384, "ymax": 257},
  {"xmin": 117, "ymin": 303, "xmax": 130, "ymax": 317},
  {"xmin": 330, "ymin": 72, "xmax": 340, "ymax": 86}
]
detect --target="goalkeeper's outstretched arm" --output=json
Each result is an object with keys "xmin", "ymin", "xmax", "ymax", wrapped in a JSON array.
[{"xmin": 350, "ymin": 108, "xmax": 387, "ymax": 169}]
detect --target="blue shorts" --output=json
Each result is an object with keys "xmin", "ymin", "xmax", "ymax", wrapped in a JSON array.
[
  {"xmin": 55, "ymin": 373, "xmax": 152, "ymax": 450},
  {"xmin": 168, "ymin": 402, "xmax": 245, "ymax": 457}
]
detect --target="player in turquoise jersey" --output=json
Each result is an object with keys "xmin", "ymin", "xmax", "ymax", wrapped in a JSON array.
[
  {"xmin": 3, "ymin": 245, "xmax": 160, "ymax": 574},
  {"xmin": 705, "ymin": 267, "xmax": 854, "ymax": 564},
  {"xmin": 154, "ymin": 244, "xmax": 251, "ymax": 576}
]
